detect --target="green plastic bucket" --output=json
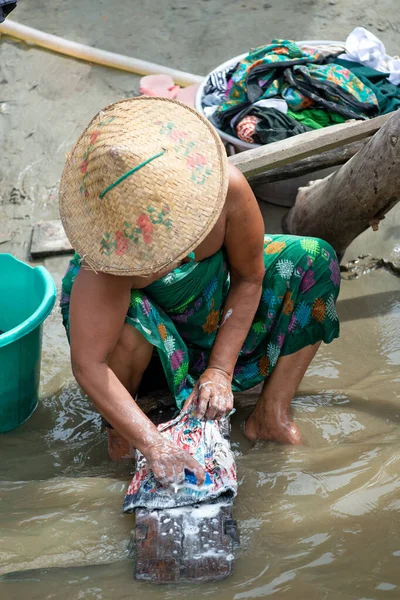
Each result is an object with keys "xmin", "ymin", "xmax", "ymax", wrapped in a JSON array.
[{"xmin": 0, "ymin": 254, "xmax": 56, "ymax": 432}]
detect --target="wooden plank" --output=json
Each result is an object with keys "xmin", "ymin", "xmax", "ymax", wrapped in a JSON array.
[
  {"xmin": 229, "ymin": 113, "xmax": 394, "ymax": 178},
  {"xmin": 248, "ymin": 138, "xmax": 369, "ymax": 185},
  {"xmin": 30, "ymin": 220, "xmax": 73, "ymax": 258},
  {"xmin": 134, "ymin": 503, "xmax": 238, "ymax": 583},
  {"xmin": 134, "ymin": 507, "xmax": 183, "ymax": 583}
]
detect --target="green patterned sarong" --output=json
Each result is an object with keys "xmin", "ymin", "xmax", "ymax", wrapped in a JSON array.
[{"xmin": 60, "ymin": 235, "xmax": 340, "ymax": 408}]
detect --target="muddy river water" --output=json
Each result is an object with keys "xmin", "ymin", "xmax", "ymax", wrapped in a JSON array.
[{"xmin": 1, "ymin": 204, "xmax": 400, "ymax": 600}]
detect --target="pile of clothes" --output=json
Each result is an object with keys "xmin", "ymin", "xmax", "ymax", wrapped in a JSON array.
[{"xmin": 202, "ymin": 27, "xmax": 400, "ymax": 146}]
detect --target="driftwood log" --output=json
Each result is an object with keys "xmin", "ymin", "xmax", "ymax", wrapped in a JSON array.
[{"xmin": 283, "ymin": 111, "xmax": 400, "ymax": 257}]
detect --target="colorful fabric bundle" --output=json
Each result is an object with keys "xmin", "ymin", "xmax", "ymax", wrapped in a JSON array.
[
  {"xmin": 233, "ymin": 106, "xmax": 311, "ymax": 144},
  {"xmin": 123, "ymin": 408, "xmax": 237, "ymax": 512},
  {"xmin": 218, "ymin": 40, "xmax": 324, "ymax": 114},
  {"xmin": 334, "ymin": 59, "xmax": 400, "ymax": 116},
  {"xmin": 214, "ymin": 41, "xmax": 379, "ymax": 129},
  {"xmin": 201, "ymin": 37, "xmax": 400, "ymax": 144},
  {"xmin": 236, "ymin": 115, "xmax": 260, "ymax": 143},
  {"xmin": 123, "ymin": 408, "xmax": 237, "ymax": 511},
  {"xmin": 282, "ymin": 63, "xmax": 379, "ymax": 119}
]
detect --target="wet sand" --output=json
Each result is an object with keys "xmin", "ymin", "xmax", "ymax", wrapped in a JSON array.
[{"xmin": 1, "ymin": 1, "xmax": 400, "ymax": 598}]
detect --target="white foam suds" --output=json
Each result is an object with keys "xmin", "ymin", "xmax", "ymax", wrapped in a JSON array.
[
  {"xmin": 166, "ymin": 503, "xmax": 223, "ymax": 519},
  {"xmin": 193, "ymin": 550, "xmax": 234, "ymax": 560},
  {"xmin": 185, "ymin": 524, "xmax": 200, "ymax": 535}
]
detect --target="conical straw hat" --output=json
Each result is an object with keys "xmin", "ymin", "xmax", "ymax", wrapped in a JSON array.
[{"xmin": 59, "ymin": 97, "xmax": 228, "ymax": 276}]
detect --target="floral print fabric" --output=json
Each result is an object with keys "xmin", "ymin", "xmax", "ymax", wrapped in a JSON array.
[
  {"xmin": 60, "ymin": 234, "xmax": 341, "ymax": 410},
  {"xmin": 123, "ymin": 407, "xmax": 237, "ymax": 511},
  {"xmin": 214, "ymin": 40, "xmax": 379, "ymax": 128}
]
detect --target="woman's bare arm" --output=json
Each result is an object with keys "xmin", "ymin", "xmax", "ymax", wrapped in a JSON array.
[
  {"xmin": 69, "ymin": 268, "xmax": 205, "ymax": 484},
  {"xmin": 192, "ymin": 165, "xmax": 265, "ymax": 419},
  {"xmin": 208, "ymin": 165, "xmax": 265, "ymax": 374}
]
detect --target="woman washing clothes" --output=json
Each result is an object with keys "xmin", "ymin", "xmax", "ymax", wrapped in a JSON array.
[{"xmin": 60, "ymin": 97, "xmax": 340, "ymax": 486}]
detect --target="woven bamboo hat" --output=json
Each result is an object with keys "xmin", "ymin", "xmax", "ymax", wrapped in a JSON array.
[{"xmin": 59, "ymin": 96, "xmax": 229, "ymax": 276}]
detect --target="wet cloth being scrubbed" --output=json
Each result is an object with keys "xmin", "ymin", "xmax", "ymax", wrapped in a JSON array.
[{"xmin": 123, "ymin": 407, "xmax": 237, "ymax": 511}]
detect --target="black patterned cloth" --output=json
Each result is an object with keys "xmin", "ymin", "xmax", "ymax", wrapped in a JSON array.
[{"xmin": 0, "ymin": 0, "xmax": 17, "ymax": 22}]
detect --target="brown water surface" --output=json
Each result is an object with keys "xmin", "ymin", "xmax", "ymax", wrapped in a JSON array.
[{"xmin": 1, "ymin": 207, "xmax": 400, "ymax": 599}]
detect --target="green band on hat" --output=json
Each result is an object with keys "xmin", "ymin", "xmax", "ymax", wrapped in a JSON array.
[{"xmin": 99, "ymin": 150, "xmax": 166, "ymax": 200}]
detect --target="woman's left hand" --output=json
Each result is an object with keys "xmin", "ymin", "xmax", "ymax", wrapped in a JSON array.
[{"xmin": 183, "ymin": 368, "xmax": 234, "ymax": 420}]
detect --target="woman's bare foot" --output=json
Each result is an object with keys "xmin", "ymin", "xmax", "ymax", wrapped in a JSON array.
[
  {"xmin": 244, "ymin": 402, "xmax": 301, "ymax": 445},
  {"xmin": 243, "ymin": 344, "xmax": 322, "ymax": 445},
  {"xmin": 106, "ymin": 428, "xmax": 136, "ymax": 461}
]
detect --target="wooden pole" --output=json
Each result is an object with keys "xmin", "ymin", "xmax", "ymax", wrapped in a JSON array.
[
  {"xmin": 0, "ymin": 20, "xmax": 203, "ymax": 86},
  {"xmin": 283, "ymin": 112, "xmax": 400, "ymax": 257}
]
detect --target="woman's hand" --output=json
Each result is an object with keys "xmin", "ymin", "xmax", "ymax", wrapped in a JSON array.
[
  {"xmin": 183, "ymin": 367, "xmax": 234, "ymax": 421},
  {"xmin": 145, "ymin": 439, "xmax": 205, "ymax": 486}
]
